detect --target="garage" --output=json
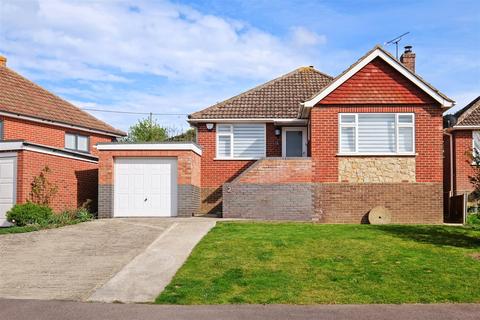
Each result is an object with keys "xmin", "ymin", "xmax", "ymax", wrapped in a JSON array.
[
  {"xmin": 0, "ymin": 155, "xmax": 16, "ymax": 227},
  {"xmin": 114, "ymin": 158, "xmax": 177, "ymax": 217},
  {"xmin": 96, "ymin": 143, "xmax": 202, "ymax": 219}
]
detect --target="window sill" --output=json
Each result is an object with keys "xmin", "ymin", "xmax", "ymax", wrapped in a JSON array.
[
  {"xmin": 214, "ymin": 158, "xmax": 260, "ymax": 161},
  {"xmin": 337, "ymin": 153, "xmax": 417, "ymax": 157}
]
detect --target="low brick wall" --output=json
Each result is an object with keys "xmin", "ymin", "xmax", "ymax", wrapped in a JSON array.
[
  {"xmin": 223, "ymin": 183, "xmax": 314, "ymax": 220},
  {"xmin": 314, "ymin": 183, "xmax": 443, "ymax": 224},
  {"xmin": 178, "ymin": 184, "xmax": 200, "ymax": 217}
]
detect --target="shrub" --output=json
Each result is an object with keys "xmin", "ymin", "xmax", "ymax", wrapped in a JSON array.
[
  {"xmin": 30, "ymin": 166, "xmax": 58, "ymax": 206},
  {"xmin": 6, "ymin": 203, "xmax": 53, "ymax": 226},
  {"xmin": 50, "ymin": 207, "xmax": 94, "ymax": 225},
  {"xmin": 75, "ymin": 207, "xmax": 94, "ymax": 222},
  {"xmin": 467, "ymin": 213, "xmax": 480, "ymax": 226}
]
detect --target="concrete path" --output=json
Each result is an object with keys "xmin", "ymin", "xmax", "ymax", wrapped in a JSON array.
[
  {"xmin": 88, "ymin": 218, "xmax": 216, "ymax": 303},
  {"xmin": 0, "ymin": 218, "xmax": 216, "ymax": 302},
  {"xmin": 1, "ymin": 299, "xmax": 479, "ymax": 320}
]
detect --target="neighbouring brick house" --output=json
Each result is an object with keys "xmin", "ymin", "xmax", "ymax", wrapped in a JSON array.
[
  {"xmin": 0, "ymin": 56, "xmax": 125, "ymax": 226},
  {"xmin": 444, "ymin": 96, "xmax": 480, "ymax": 197},
  {"xmin": 188, "ymin": 45, "xmax": 454, "ymax": 223}
]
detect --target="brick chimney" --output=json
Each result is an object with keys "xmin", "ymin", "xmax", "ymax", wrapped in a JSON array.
[
  {"xmin": 400, "ymin": 45, "xmax": 415, "ymax": 73},
  {"xmin": 0, "ymin": 55, "xmax": 6, "ymax": 67}
]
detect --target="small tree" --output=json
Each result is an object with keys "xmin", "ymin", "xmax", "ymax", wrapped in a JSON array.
[
  {"xmin": 168, "ymin": 128, "xmax": 196, "ymax": 142},
  {"xmin": 30, "ymin": 166, "xmax": 58, "ymax": 206},
  {"xmin": 125, "ymin": 117, "xmax": 168, "ymax": 142}
]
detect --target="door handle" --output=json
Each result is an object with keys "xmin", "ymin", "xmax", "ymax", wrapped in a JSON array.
[{"xmin": 144, "ymin": 198, "xmax": 148, "ymax": 202}]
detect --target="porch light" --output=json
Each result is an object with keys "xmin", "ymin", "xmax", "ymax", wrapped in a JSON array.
[
  {"xmin": 274, "ymin": 128, "xmax": 281, "ymax": 136},
  {"xmin": 206, "ymin": 123, "xmax": 214, "ymax": 130}
]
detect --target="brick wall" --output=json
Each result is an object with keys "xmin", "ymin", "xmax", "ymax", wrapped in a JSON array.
[
  {"xmin": 314, "ymin": 183, "xmax": 443, "ymax": 224},
  {"xmin": 234, "ymin": 158, "xmax": 312, "ymax": 184},
  {"xmin": 3, "ymin": 116, "xmax": 114, "ymax": 156},
  {"xmin": 17, "ymin": 150, "xmax": 99, "ymax": 213},
  {"xmin": 223, "ymin": 158, "xmax": 315, "ymax": 220},
  {"xmin": 450, "ymin": 130, "xmax": 475, "ymax": 195},
  {"xmin": 97, "ymin": 149, "xmax": 201, "ymax": 218},
  {"xmin": 223, "ymin": 183, "xmax": 314, "ymax": 220},
  {"xmin": 196, "ymin": 122, "xmax": 281, "ymax": 213}
]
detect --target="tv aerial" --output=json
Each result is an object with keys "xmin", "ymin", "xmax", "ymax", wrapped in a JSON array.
[{"xmin": 385, "ymin": 32, "xmax": 410, "ymax": 59}]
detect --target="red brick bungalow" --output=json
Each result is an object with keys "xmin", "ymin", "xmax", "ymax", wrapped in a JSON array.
[
  {"xmin": 444, "ymin": 96, "xmax": 480, "ymax": 198},
  {"xmin": 188, "ymin": 45, "xmax": 454, "ymax": 223},
  {"xmin": 0, "ymin": 56, "xmax": 125, "ymax": 226}
]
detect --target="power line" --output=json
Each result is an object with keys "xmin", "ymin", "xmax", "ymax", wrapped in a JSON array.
[{"xmin": 81, "ymin": 108, "xmax": 188, "ymax": 116}]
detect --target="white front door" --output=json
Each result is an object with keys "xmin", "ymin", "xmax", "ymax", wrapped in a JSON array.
[
  {"xmin": 0, "ymin": 156, "xmax": 16, "ymax": 227},
  {"xmin": 114, "ymin": 158, "xmax": 177, "ymax": 217},
  {"xmin": 282, "ymin": 127, "xmax": 307, "ymax": 157}
]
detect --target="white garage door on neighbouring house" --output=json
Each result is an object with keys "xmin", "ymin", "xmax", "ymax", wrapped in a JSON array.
[
  {"xmin": 114, "ymin": 157, "xmax": 177, "ymax": 217},
  {"xmin": 0, "ymin": 156, "xmax": 16, "ymax": 227}
]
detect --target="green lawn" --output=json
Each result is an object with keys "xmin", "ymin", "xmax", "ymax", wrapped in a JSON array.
[{"xmin": 156, "ymin": 222, "xmax": 480, "ymax": 304}]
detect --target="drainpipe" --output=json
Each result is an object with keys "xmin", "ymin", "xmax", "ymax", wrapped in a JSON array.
[{"xmin": 444, "ymin": 130, "xmax": 454, "ymax": 197}]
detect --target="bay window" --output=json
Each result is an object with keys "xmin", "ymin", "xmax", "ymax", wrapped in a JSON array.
[
  {"xmin": 339, "ymin": 113, "xmax": 415, "ymax": 154},
  {"xmin": 216, "ymin": 124, "xmax": 266, "ymax": 159}
]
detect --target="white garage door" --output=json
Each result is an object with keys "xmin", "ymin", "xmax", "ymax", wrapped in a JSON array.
[
  {"xmin": 0, "ymin": 156, "xmax": 16, "ymax": 227},
  {"xmin": 114, "ymin": 158, "xmax": 177, "ymax": 217}
]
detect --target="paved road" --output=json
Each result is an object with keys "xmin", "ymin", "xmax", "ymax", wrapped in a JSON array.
[
  {"xmin": 0, "ymin": 299, "xmax": 479, "ymax": 320},
  {"xmin": 0, "ymin": 218, "xmax": 216, "ymax": 302}
]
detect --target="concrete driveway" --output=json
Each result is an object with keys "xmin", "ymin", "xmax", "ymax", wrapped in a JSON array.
[{"xmin": 0, "ymin": 218, "xmax": 216, "ymax": 302}]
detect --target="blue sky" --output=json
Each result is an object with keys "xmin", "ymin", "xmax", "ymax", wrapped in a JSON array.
[{"xmin": 1, "ymin": 0, "xmax": 479, "ymax": 132}]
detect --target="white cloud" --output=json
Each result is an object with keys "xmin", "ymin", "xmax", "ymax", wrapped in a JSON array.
[
  {"xmin": 0, "ymin": 0, "xmax": 322, "ymax": 82},
  {"xmin": 290, "ymin": 26, "xmax": 327, "ymax": 46}
]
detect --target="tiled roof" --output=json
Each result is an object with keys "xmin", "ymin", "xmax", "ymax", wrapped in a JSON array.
[
  {"xmin": 0, "ymin": 64, "xmax": 125, "ymax": 136},
  {"xmin": 189, "ymin": 67, "xmax": 333, "ymax": 120},
  {"xmin": 454, "ymin": 96, "xmax": 480, "ymax": 126}
]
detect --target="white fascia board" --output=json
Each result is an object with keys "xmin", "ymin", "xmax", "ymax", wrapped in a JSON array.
[
  {"xmin": 303, "ymin": 49, "xmax": 454, "ymax": 108},
  {"xmin": 188, "ymin": 118, "xmax": 300, "ymax": 123},
  {"xmin": 23, "ymin": 145, "xmax": 98, "ymax": 163},
  {"xmin": 0, "ymin": 141, "xmax": 98, "ymax": 163},
  {"xmin": 273, "ymin": 119, "xmax": 308, "ymax": 125},
  {"xmin": 451, "ymin": 125, "xmax": 480, "ymax": 131},
  {"xmin": 0, "ymin": 141, "xmax": 24, "ymax": 151},
  {"xmin": 0, "ymin": 111, "xmax": 124, "ymax": 138},
  {"xmin": 96, "ymin": 143, "xmax": 202, "ymax": 156}
]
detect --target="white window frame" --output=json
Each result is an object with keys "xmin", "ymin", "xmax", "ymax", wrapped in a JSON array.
[
  {"xmin": 215, "ymin": 123, "xmax": 266, "ymax": 160},
  {"xmin": 338, "ymin": 113, "xmax": 415, "ymax": 155},
  {"xmin": 472, "ymin": 131, "xmax": 480, "ymax": 162},
  {"xmin": 65, "ymin": 132, "xmax": 90, "ymax": 153}
]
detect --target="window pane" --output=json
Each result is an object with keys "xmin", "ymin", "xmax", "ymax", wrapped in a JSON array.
[
  {"xmin": 217, "ymin": 135, "xmax": 231, "ymax": 157},
  {"xmin": 474, "ymin": 132, "xmax": 480, "ymax": 155},
  {"xmin": 0, "ymin": 121, "xmax": 3, "ymax": 140},
  {"xmin": 398, "ymin": 127, "xmax": 413, "ymax": 152},
  {"xmin": 65, "ymin": 134, "xmax": 76, "ymax": 149},
  {"xmin": 398, "ymin": 114, "xmax": 413, "ymax": 124},
  {"xmin": 233, "ymin": 124, "xmax": 265, "ymax": 158},
  {"xmin": 340, "ymin": 114, "xmax": 355, "ymax": 123},
  {"xmin": 77, "ymin": 135, "xmax": 88, "ymax": 152},
  {"xmin": 217, "ymin": 124, "xmax": 231, "ymax": 133},
  {"xmin": 340, "ymin": 127, "xmax": 355, "ymax": 152},
  {"xmin": 358, "ymin": 114, "xmax": 395, "ymax": 153}
]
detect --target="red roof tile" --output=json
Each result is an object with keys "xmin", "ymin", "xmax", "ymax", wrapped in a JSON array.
[{"xmin": 0, "ymin": 64, "xmax": 125, "ymax": 136}]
